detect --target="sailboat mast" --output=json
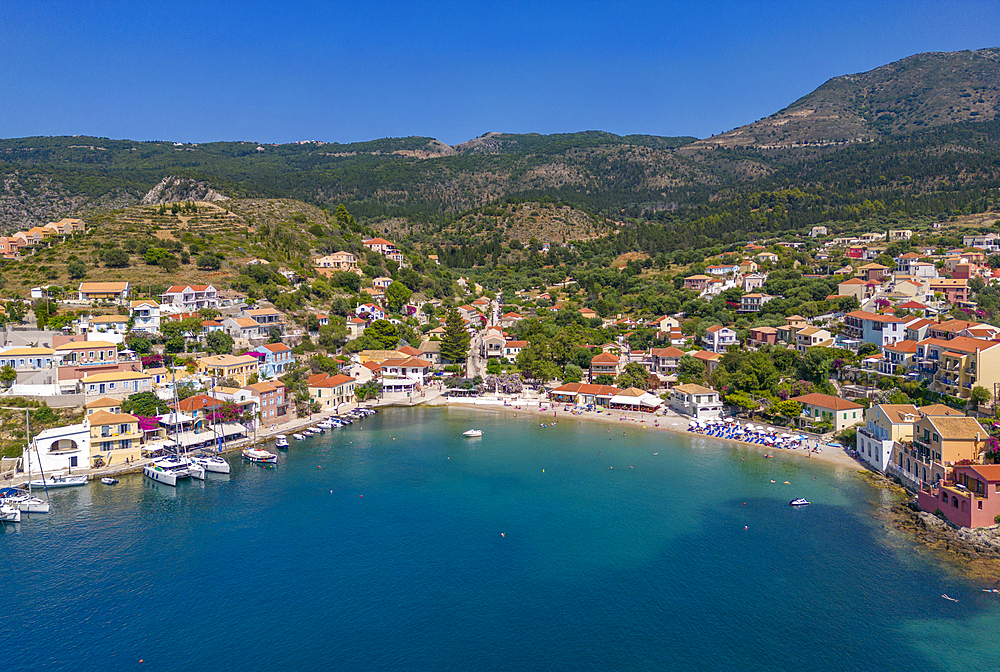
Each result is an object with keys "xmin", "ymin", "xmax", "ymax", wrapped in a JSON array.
[
  {"xmin": 170, "ymin": 362, "xmax": 181, "ymax": 455},
  {"xmin": 27, "ymin": 409, "xmax": 50, "ymax": 499}
]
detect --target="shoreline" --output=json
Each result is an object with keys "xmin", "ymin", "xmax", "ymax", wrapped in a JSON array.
[{"xmin": 439, "ymin": 396, "xmax": 861, "ymax": 471}]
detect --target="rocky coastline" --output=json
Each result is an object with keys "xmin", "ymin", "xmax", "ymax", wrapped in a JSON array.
[{"xmin": 861, "ymin": 470, "xmax": 1000, "ymax": 579}]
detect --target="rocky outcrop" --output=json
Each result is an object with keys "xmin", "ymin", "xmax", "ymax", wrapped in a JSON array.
[
  {"xmin": 141, "ymin": 176, "xmax": 229, "ymax": 205},
  {"xmin": 893, "ymin": 502, "xmax": 1000, "ymax": 560}
]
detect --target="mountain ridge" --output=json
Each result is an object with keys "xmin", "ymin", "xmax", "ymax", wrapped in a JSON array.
[
  {"xmin": 692, "ymin": 47, "xmax": 1000, "ymax": 150},
  {"xmin": 1, "ymin": 48, "xmax": 999, "ymax": 232}
]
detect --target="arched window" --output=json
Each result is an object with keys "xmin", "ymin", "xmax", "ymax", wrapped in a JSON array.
[{"xmin": 952, "ymin": 497, "xmax": 959, "ymax": 508}]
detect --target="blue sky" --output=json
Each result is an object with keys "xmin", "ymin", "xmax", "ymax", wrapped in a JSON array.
[{"xmin": 1, "ymin": 1, "xmax": 997, "ymax": 145}]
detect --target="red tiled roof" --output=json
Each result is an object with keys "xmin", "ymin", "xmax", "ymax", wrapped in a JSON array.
[
  {"xmin": 551, "ymin": 382, "xmax": 621, "ymax": 396},
  {"xmin": 791, "ymin": 393, "xmax": 862, "ymax": 411}
]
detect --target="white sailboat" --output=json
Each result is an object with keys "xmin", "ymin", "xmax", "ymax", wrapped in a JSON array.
[
  {"xmin": 1, "ymin": 488, "xmax": 51, "ymax": 513},
  {"xmin": 20, "ymin": 410, "xmax": 54, "ymax": 511},
  {"xmin": 26, "ymin": 474, "xmax": 88, "ymax": 488},
  {"xmin": 242, "ymin": 447, "xmax": 277, "ymax": 464}
]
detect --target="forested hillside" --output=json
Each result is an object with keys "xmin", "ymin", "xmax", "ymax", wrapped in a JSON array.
[{"xmin": 2, "ymin": 49, "xmax": 999, "ymax": 244}]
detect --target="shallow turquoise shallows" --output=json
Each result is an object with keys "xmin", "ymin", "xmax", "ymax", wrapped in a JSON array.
[{"xmin": 4, "ymin": 407, "xmax": 1000, "ymax": 671}]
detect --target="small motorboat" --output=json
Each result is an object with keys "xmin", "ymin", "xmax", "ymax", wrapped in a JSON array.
[
  {"xmin": 463, "ymin": 429, "xmax": 483, "ymax": 437},
  {"xmin": 789, "ymin": 498, "xmax": 810, "ymax": 507},
  {"xmin": 101, "ymin": 477, "xmax": 119, "ymax": 485},
  {"xmin": 293, "ymin": 433, "xmax": 306, "ymax": 441},
  {"xmin": 243, "ymin": 447, "xmax": 278, "ymax": 464},
  {"xmin": 275, "ymin": 435, "xmax": 289, "ymax": 448}
]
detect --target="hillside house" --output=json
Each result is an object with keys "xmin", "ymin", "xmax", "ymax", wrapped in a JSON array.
[
  {"xmin": 78, "ymin": 282, "xmax": 130, "ymax": 304},
  {"xmin": 160, "ymin": 284, "xmax": 219, "ymax": 311},
  {"xmin": 314, "ymin": 251, "xmax": 358, "ymax": 271},
  {"xmin": 702, "ymin": 325, "xmax": 737, "ymax": 353}
]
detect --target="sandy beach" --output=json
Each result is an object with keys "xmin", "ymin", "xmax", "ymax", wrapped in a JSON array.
[{"xmin": 436, "ymin": 394, "xmax": 861, "ymax": 471}]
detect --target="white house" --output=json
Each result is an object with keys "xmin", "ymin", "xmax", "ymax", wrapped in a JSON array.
[
  {"xmin": 87, "ymin": 314, "xmax": 130, "ymax": 345},
  {"xmin": 669, "ymin": 384, "xmax": 722, "ymax": 420},
  {"xmin": 702, "ymin": 325, "xmax": 738, "ymax": 353},
  {"xmin": 356, "ymin": 303, "xmax": 385, "ymax": 321},
  {"xmin": 24, "ymin": 423, "xmax": 90, "ymax": 475},
  {"xmin": 130, "ymin": 300, "xmax": 162, "ymax": 335},
  {"xmin": 160, "ymin": 284, "xmax": 219, "ymax": 311}
]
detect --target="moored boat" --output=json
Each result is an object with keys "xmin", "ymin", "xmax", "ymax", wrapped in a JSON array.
[
  {"xmin": 0, "ymin": 502, "xmax": 21, "ymax": 523},
  {"xmin": 101, "ymin": 477, "xmax": 119, "ymax": 485},
  {"xmin": 190, "ymin": 455, "xmax": 231, "ymax": 474},
  {"xmin": 143, "ymin": 455, "xmax": 193, "ymax": 487},
  {"xmin": 463, "ymin": 429, "xmax": 483, "ymax": 437},
  {"xmin": 27, "ymin": 474, "xmax": 88, "ymax": 489},
  {"xmin": 243, "ymin": 447, "xmax": 278, "ymax": 464},
  {"xmin": 0, "ymin": 488, "xmax": 50, "ymax": 513},
  {"xmin": 293, "ymin": 433, "xmax": 306, "ymax": 441},
  {"xmin": 275, "ymin": 435, "xmax": 289, "ymax": 448}
]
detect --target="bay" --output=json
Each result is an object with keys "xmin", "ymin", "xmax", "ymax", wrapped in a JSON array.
[{"xmin": 3, "ymin": 406, "xmax": 999, "ymax": 671}]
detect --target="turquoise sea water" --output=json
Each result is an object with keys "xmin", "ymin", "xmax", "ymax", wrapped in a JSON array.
[{"xmin": 4, "ymin": 407, "xmax": 1000, "ymax": 671}]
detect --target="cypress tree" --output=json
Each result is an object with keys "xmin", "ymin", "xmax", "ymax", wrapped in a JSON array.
[{"xmin": 441, "ymin": 308, "xmax": 470, "ymax": 363}]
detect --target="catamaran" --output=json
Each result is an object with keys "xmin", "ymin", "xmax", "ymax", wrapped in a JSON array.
[
  {"xmin": 144, "ymin": 455, "xmax": 196, "ymax": 486},
  {"xmin": 190, "ymin": 454, "xmax": 231, "ymax": 474}
]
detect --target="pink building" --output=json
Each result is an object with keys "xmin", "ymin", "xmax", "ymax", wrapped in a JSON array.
[{"xmin": 918, "ymin": 464, "xmax": 1000, "ymax": 528}]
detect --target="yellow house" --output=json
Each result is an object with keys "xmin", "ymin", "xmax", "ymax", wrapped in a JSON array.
[
  {"xmin": 81, "ymin": 371, "xmax": 153, "ymax": 399},
  {"xmin": 928, "ymin": 337, "xmax": 1000, "ymax": 403},
  {"xmin": 87, "ymin": 410, "xmax": 142, "ymax": 467},
  {"xmin": 196, "ymin": 354, "xmax": 260, "ymax": 386},
  {"xmin": 358, "ymin": 350, "xmax": 405, "ymax": 365},
  {"xmin": 78, "ymin": 281, "xmax": 130, "ymax": 303}
]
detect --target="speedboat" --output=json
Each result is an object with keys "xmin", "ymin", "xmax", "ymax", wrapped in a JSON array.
[
  {"xmin": 242, "ymin": 447, "xmax": 278, "ymax": 464},
  {"xmin": 190, "ymin": 455, "xmax": 231, "ymax": 474},
  {"xmin": 275, "ymin": 435, "xmax": 289, "ymax": 448},
  {"xmin": 789, "ymin": 498, "xmax": 810, "ymax": 507},
  {"xmin": 144, "ymin": 455, "xmax": 194, "ymax": 486},
  {"xmin": 463, "ymin": 429, "xmax": 483, "ymax": 437},
  {"xmin": 293, "ymin": 433, "xmax": 306, "ymax": 441},
  {"xmin": 0, "ymin": 503, "xmax": 21, "ymax": 523},
  {"xmin": 27, "ymin": 474, "xmax": 87, "ymax": 489},
  {"xmin": 101, "ymin": 477, "xmax": 119, "ymax": 485},
  {"xmin": 0, "ymin": 488, "xmax": 50, "ymax": 514}
]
